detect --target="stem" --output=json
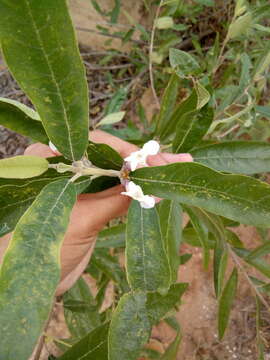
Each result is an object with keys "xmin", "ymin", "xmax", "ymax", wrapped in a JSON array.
[
  {"xmin": 49, "ymin": 162, "xmax": 121, "ymax": 178},
  {"xmin": 149, "ymin": 0, "xmax": 164, "ymax": 110}
]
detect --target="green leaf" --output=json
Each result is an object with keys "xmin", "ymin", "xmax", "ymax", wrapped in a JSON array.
[
  {"xmin": 191, "ymin": 141, "xmax": 270, "ymax": 174},
  {"xmin": 131, "ymin": 162, "xmax": 270, "ymax": 228},
  {"xmin": 169, "ymin": 48, "xmax": 201, "ymax": 77},
  {"xmin": 126, "ymin": 200, "xmax": 171, "ymax": 293},
  {"xmin": 155, "ymin": 16, "xmax": 174, "ymax": 29},
  {"xmin": 0, "ymin": 155, "xmax": 48, "ymax": 179},
  {"xmin": 185, "ymin": 206, "xmax": 210, "ymax": 269},
  {"xmin": 227, "ymin": 12, "xmax": 252, "ymax": 39},
  {"xmin": 58, "ymin": 323, "xmax": 109, "ymax": 360},
  {"xmin": 0, "ymin": 0, "xmax": 89, "ymax": 161},
  {"xmin": 246, "ymin": 242, "xmax": 270, "ymax": 261},
  {"xmin": 160, "ymin": 332, "xmax": 181, "ymax": 360},
  {"xmin": 95, "ymin": 224, "xmax": 126, "ymax": 249},
  {"xmin": 194, "ymin": 0, "xmax": 214, "ymax": 6},
  {"xmin": 87, "ymin": 142, "xmax": 123, "ymax": 170},
  {"xmin": 218, "ymin": 268, "xmax": 238, "ymax": 339},
  {"xmin": 0, "ymin": 168, "xmax": 89, "ymax": 237},
  {"xmin": 234, "ymin": 248, "xmax": 270, "ymax": 278},
  {"xmin": 158, "ymin": 200, "xmax": 182, "ymax": 283},
  {"xmin": 97, "ymin": 112, "xmax": 126, "ymax": 127},
  {"xmin": 159, "ymin": 90, "xmax": 197, "ymax": 142},
  {"xmin": 173, "ymin": 105, "xmax": 213, "ymax": 153},
  {"xmin": 104, "ymin": 87, "xmax": 128, "ymax": 116},
  {"xmin": 91, "ymin": 249, "xmax": 129, "ymax": 293},
  {"xmin": 0, "ymin": 179, "xmax": 76, "ymax": 360},
  {"xmin": 0, "ymin": 97, "xmax": 40, "ymax": 120},
  {"xmin": 155, "ymin": 74, "xmax": 179, "ymax": 137},
  {"xmin": 63, "ymin": 277, "xmax": 100, "ymax": 339},
  {"xmin": 214, "ymin": 244, "xmax": 228, "ymax": 298},
  {"xmin": 146, "ymin": 283, "xmax": 188, "ymax": 325},
  {"xmin": 0, "ymin": 98, "xmax": 48, "ymax": 143},
  {"xmin": 194, "ymin": 81, "xmax": 211, "ymax": 110},
  {"xmin": 108, "ymin": 292, "xmax": 151, "ymax": 360}
]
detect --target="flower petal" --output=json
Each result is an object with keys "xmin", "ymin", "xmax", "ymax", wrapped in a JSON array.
[
  {"xmin": 140, "ymin": 195, "xmax": 156, "ymax": 209},
  {"xmin": 142, "ymin": 140, "xmax": 160, "ymax": 156}
]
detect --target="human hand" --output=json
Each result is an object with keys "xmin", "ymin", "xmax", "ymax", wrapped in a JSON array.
[{"xmin": 0, "ymin": 130, "xmax": 192, "ymax": 295}]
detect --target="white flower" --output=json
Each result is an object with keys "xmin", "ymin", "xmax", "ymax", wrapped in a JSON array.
[
  {"xmin": 49, "ymin": 141, "xmax": 58, "ymax": 154},
  {"xmin": 124, "ymin": 140, "xmax": 160, "ymax": 171},
  {"xmin": 121, "ymin": 181, "xmax": 155, "ymax": 209}
]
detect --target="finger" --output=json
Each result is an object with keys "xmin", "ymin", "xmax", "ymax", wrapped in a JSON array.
[
  {"xmin": 147, "ymin": 152, "xmax": 193, "ymax": 166},
  {"xmin": 68, "ymin": 190, "xmax": 130, "ymax": 239},
  {"xmin": 90, "ymin": 129, "xmax": 138, "ymax": 158},
  {"xmin": 24, "ymin": 143, "xmax": 56, "ymax": 158}
]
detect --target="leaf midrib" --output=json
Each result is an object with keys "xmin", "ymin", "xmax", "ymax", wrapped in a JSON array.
[
  {"xmin": 131, "ymin": 176, "xmax": 268, "ymax": 211},
  {"xmin": 24, "ymin": 0, "xmax": 75, "ymax": 160}
]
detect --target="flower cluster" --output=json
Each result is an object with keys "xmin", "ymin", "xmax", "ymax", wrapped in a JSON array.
[{"xmin": 121, "ymin": 140, "xmax": 160, "ymax": 209}]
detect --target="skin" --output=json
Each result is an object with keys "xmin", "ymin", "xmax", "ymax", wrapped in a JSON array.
[{"xmin": 0, "ymin": 130, "xmax": 193, "ymax": 295}]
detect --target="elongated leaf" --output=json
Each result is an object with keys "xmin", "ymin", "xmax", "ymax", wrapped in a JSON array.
[
  {"xmin": 0, "ymin": 155, "xmax": 48, "ymax": 179},
  {"xmin": 160, "ymin": 332, "xmax": 181, "ymax": 360},
  {"xmin": 0, "ymin": 169, "xmax": 89, "ymax": 237},
  {"xmin": 191, "ymin": 141, "xmax": 270, "ymax": 174},
  {"xmin": 91, "ymin": 249, "xmax": 129, "ymax": 293},
  {"xmin": 0, "ymin": 0, "xmax": 89, "ymax": 161},
  {"xmin": 234, "ymin": 248, "xmax": 270, "ymax": 278},
  {"xmin": 194, "ymin": 81, "xmax": 210, "ymax": 109},
  {"xmin": 227, "ymin": 12, "xmax": 252, "ymax": 39},
  {"xmin": 146, "ymin": 283, "xmax": 188, "ymax": 325},
  {"xmin": 155, "ymin": 74, "xmax": 179, "ymax": 137},
  {"xmin": 95, "ymin": 224, "xmax": 126, "ymax": 249},
  {"xmin": 131, "ymin": 162, "xmax": 270, "ymax": 228},
  {"xmin": 169, "ymin": 48, "xmax": 201, "ymax": 77},
  {"xmin": 0, "ymin": 98, "xmax": 48, "ymax": 143},
  {"xmin": 0, "ymin": 97, "xmax": 40, "ymax": 120},
  {"xmin": 0, "ymin": 179, "xmax": 76, "ymax": 360},
  {"xmin": 58, "ymin": 323, "xmax": 109, "ymax": 360},
  {"xmin": 87, "ymin": 142, "xmax": 123, "ymax": 170},
  {"xmin": 173, "ymin": 105, "xmax": 214, "ymax": 153},
  {"xmin": 185, "ymin": 206, "xmax": 210, "ymax": 269},
  {"xmin": 159, "ymin": 91, "xmax": 197, "ymax": 142},
  {"xmin": 158, "ymin": 200, "xmax": 182, "ymax": 283},
  {"xmin": 126, "ymin": 200, "xmax": 170, "ymax": 293},
  {"xmin": 97, "ymin": 112, "xmax": 126, "ymax": 127},
  {"xmin": 218, "ymin": 268, "xmax": 238, "ymax": 339},
  {"xmin": 215, "ymin": 244, "xmax": 228, "ymax": 298},
  {"xmin": 247, "ymin": 242, "xmax": 270, "ymax": 260},
  {"xmin": 108, "ymin": 292, "xmax": 151, "ymax": 360},
  {"xmin": 63, "ymin": 278, "xmax": 100, "ymax": 339}
]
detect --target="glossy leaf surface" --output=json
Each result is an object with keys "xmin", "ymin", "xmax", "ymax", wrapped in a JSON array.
[
  {"xmin": 0, "ymin": 155, "xmax": 48, "ymax": 179},
  {"xmin": 87, "ymin": 142, "xmax": 123, "ymax": 170},
  {"xmin": 131, "ymin": 162, "xmax": 270, "ymax": 228},
  {"xmin": 0, "ymin": 179, "xmax": 76, "ymax": 360},
  {"xmin": 108, "ymin": 292, "xmax": 151, "ymax": 360},
  {"xmin": 126, "ymin": 200, "xmax": 170, "ymax": 293},
  {"xmin": 191, "ymin": 141, "xmax": 270, "ymax": 174},
  {"xmin": 0, "ymin": 0, "xmax": 89, "ymax": 161}
]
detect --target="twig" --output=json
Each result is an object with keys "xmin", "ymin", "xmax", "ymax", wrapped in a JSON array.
[
  {"xmin": 76, "ymin": 26, "xmax": 145, "ymax": 45},
  {"xmin": 149, "ymin": 0, "xmax": 164, "ymax": 110},
  {"xmin": 228, "ymin": 246, "xmax": 270, "ymax": 313},
  {"xmin": 84, "ymin": 60, "xmax": 134, "ymax": 71}
]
